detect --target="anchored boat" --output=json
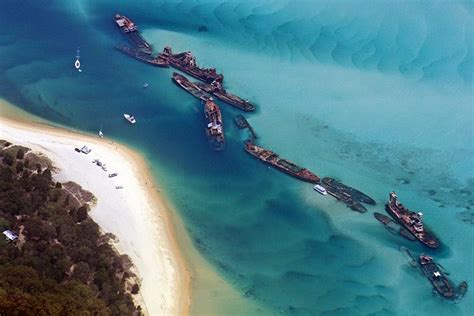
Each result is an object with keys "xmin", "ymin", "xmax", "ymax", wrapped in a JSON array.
[
  {"xmin": 313, "ymin": 184, "xmax": 328, "ymax": 195},
  {"xmin": 74, "ymin": 47, "xmax": 82, "ymax": 72},
  {"xmin": 124, "ymin": 113, "xmax": 136, "ymax": 124}
]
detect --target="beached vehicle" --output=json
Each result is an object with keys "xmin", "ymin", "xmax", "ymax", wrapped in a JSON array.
[
  {"xmin": 98, "ymin": 124, "xmax": 104, "ymax": 138},
  {"xmin": 80, "ymin": 146, "xmax": 91, "ymax": 154}
]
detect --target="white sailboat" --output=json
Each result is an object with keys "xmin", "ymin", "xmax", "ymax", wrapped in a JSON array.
[
  {"xmin": 74, "ymin": 47, "xmax": 82, "ymax": 72},
  {"xmin": 98, "ymin": 124, "xmax": 104, "ymax": 138}
]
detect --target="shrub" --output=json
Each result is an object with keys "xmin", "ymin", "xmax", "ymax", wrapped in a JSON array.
[
  {"xmin": 131, "ymin": 284, "xmax": 139, "ymax": 295},
  {"xmin": 3, "ymin": 153, "xmax": 14, "ymax": 166},
  {"xmin": 16, "ymin": 149, "xmax": 25, "ymax": 160},
  {"xmin": 76, "ymin": 205, "xmax": 89, "ymax": 223}
]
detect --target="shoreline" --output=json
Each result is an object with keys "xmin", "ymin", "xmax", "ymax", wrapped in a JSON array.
[{"xmin": 0, "ymin": 103, "xmax": 191, "ymax": 315}]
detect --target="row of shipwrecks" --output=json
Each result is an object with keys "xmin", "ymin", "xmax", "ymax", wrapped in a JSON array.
[
  {"xmin": 113, "ymin": 14, "xmax": 467, "ymax": 300},
  {"xmin": 114, "ymin": 14, "xmax": 255, "ymax": 113},
  {"xmin": 171, "ymin": 72, "xmax": 255, "ymax": 112},
  {"xmin": 238, "ymin": 136, "xmax": 466, "ymax": 300},
  {"xmin": 114, "ymin": 14, "xmax": 253, "ymax": 151},
  {"xmin": 111, "ymin": 14, "xmax": 373, "ymax": 210},
  {"xmin": 172, "ymin": 73, "xmax": 226, "ymax": 150},
  {"xmin": 373, "ymin": 194, "xmax": 468, "ymax": 299}
]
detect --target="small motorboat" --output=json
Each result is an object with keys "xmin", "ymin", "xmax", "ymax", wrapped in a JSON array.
[
  {"xmin": 124, "ymin": 113, "xmax": 136, "ymax": 124},
  {"xmin": 313, "ymin": 184, "xmax": 328, "ymax": 195},
  {"xmin": 143, "ymin": 82, "xmax": 149, "ymax": 89}
]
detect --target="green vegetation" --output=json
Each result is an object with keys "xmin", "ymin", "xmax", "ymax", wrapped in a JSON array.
[{"xmin": 0, "ymin": 141, "xmax": 141, "ymax": 315}]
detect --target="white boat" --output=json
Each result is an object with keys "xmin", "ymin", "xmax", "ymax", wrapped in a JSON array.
[
  {"xmin": 74, "ymin": 47, "xmax": 81, "ymax": 71},
  {"xmin": 143, "ymin": 82, "xmax": 149, "ymax": 89},
  {"xmin": 313, "ymin": 184, "xmax": 328, "ymax": 195},
  {"xmin": 98, "ymin": 124, "xmax": 104, "ymax": 138},
  {"xmin": 124, "ymin": 113, "xmax": 136, "ymax": 124}
]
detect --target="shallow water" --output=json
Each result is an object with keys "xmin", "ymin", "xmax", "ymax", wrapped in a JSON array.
[{"xmin": 0, "ymin": 0, "xmax": 472, "ymax": 315}]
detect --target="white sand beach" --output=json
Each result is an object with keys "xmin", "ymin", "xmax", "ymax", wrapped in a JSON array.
[{"xmin": 0, "ymin": 113, "xmax": 190, "ymax": 316}]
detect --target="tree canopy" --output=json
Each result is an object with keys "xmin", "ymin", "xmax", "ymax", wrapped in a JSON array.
[{"xmin": 0, "ymin": 141, "xmax": 141, "ymax": 315}]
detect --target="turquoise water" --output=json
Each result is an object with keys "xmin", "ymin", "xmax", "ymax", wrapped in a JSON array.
[{"xmin": 1, "ymin": 1, "xmax": 472, "ymax": 315}]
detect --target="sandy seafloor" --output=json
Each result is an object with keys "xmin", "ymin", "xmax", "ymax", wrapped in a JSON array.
[{"xmin": 0, "ymin": 0, "xmax": 472, "ymax": 315}]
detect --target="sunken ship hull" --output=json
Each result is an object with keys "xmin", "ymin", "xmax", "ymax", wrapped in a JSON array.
[
  {"xmin": 212, "ymin": 90, "xmax": 255, "ymax": 111},
  {"xmin": 172, "ymin": 73, "xmax": 211, "ymax": 100},
  {"xmin": 171, "ymin": 62, "xmax": 221, "ymax": 84},
  {"xmin": 419, "ymin": 255, "xmax": 455, "ymax": 299},
  {"xmin": 374, "ymin": 212, "xmax": 417, "ymax": 241},
  {"xmin": 386, "ymin": 192, "xmax": 440, "ymax": 248},
  {"xmin": 115, "ymin": 44, "xmax": 169, "ymax": 67},
  {"xmin": 323, "ymin": 184, "xmax": 367, "ymax": 213},
  {"xmin": 114, "ymin": 14, "xmax": 152, "ymax": 54},
  {"xmin": 196, "ymin": 81, "xmax": 255, "ymax": 112},
  {"xmin": 322, "ymin": 177, "xmax": 375, "ymax": 205},
  {"xmin": 245, "ymin": 143, "xmax": 320, "ymax": 183},
  {"xmin": 160, "ymin": 47, "xmax": 223, "ymax": 83},
  {"xmin": 203, "ymin": 98, "xmax": 225, "ymax": 151}
]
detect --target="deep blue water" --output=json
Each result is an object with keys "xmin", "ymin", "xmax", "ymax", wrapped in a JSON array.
[{"xmin": 1, "ymin": 1, "xmax": 472, "ymax": 315}]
